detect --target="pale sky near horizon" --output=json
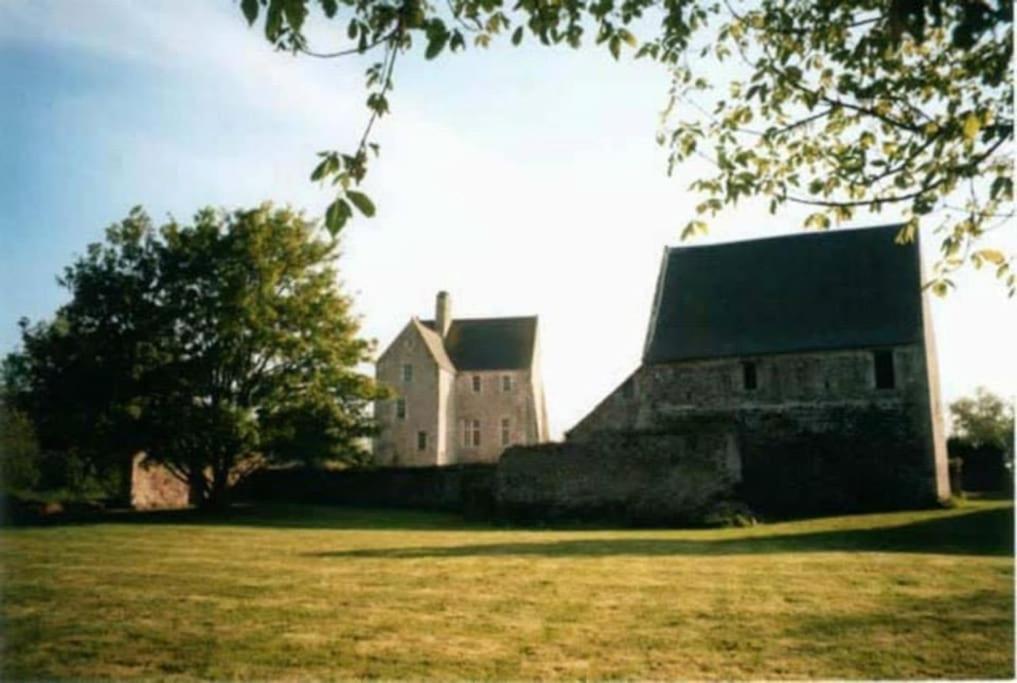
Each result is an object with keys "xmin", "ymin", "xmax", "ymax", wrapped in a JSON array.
[{"xmin": 1, "ymin": 0, "xmax": 1013, "ymax": 439}]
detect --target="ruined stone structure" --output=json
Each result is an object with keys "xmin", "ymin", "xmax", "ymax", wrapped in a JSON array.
[
  {"xmin": 374, "ymin": 292, "xmax": 550, "ymax": 466},
  {"xmin": 569, "ymin": 225, "xmax": 950, "ymax": 514},
  {"xmin": 129, "ymin": 452, "xmax": 191, "ymax": 510}
]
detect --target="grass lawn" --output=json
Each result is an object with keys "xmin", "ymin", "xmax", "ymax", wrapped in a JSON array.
[{"xmin": 1, "ymin": 499, "xmax": 1013, "ymax": 680}]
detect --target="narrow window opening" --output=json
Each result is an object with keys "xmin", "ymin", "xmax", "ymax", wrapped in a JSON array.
[
  {"xmin": 742, "ymin": 361, "xmax": 758, "ymax": 391},
  {"xmin": 501, "ymin": 418, "xmax": 511, "ymax": 446},
  {"xmin": 402, "ymin": 364, "xmax": 413, "ymax": 383},
  {"xmin": 501, "ymin": 375, "xmax": 512, "ymax": 392},
  {"xmin": 472, "ymin": 375, "xmax": 481, "ymax": 392},
  {"xmin": 396, "ymin": 398, "xmax": 406, "ymax": 419},
  {"xmin": 874, "ymin": 350, "xmax": 895, "ymax": 389},
  {"xmin": 417, "ymin": 431, "xmax": 427, "ymax": 451},
  {"xmin": 471, "ymin": 419, "xmax": 481, "ymax": 447}
]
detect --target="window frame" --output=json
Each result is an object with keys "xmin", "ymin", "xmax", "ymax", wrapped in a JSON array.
[
  {"xmin": 401, "ymin": 363, "xmax": 413, "ymax": 383},
  {"xmin": 417, "ymin": 430, "xmax": 427, "ymax": 451},
  {"xmin": 501, "ymin": 375, "xmax": 513, "ymax": 392},
  {"xmin": 873, "ymin": 350, "xmax": 895, "ymax": 390},
  {"xmin": 500, "ymin": 417, "xmax": 511, "ymax": 446},
  {"xmin": 472, "ymin": 375, "xmax": 482, "ymax": 393},
  {"xmin": 396, "ymin": 398, "xmax": 406, "ymax": 420},
  {"xmin": 742, "ymin": 361, "xmax": 758, "ymax": 391}
]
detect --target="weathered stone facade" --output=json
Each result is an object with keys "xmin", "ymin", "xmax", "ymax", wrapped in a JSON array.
[
  {"xmin": 570, "ymin": 345, "xmax": 947, "ymax": 512},
  {"xmin": 497, "ymin": 432, "xmax": 741, "ymax": 524},
  {"xmin": 374, "ymin": 293, "xmax": 549, "ymax": 466}
]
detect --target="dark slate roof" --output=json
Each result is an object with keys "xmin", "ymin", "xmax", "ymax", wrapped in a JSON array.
[
  {"xmin": 422, "ymin": 317, "xmax": 538, "ymax": 371},
  {"xmin": 643, "ymin": 224, "xmax": 925, "ymax": 364}
]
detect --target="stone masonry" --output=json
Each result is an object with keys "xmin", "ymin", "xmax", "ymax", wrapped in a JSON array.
[{"xmin": 374, "ymin": 292, "xmax": 549, "ymax": 466}]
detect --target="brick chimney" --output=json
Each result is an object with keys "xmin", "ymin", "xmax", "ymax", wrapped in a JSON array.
[{"xmin": 435, "ymin": 291, "xmax": 452, "ymax": 337}]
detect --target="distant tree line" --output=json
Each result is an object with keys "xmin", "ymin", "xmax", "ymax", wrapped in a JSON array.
[
  {"xmin": 1, "ymin": 204, "xmax": 386, "ymax": 507},
  {"xmin": 948, "ymin": 387, "xmax": 1014, "ymax": 493}
]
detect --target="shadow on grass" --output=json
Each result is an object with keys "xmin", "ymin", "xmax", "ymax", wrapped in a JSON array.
[
  {"xmin": 305, "ymin": 506, "xmax": 1015, "ymax": 558},
  {"xmin": 2, "ymin": 503, "xmax": 478, "ymax": 531}
]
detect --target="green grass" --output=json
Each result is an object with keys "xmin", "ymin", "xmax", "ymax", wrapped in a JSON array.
[{"xmin": 1, "ymin": 500, "xmax": 1013, "ymax": 680}]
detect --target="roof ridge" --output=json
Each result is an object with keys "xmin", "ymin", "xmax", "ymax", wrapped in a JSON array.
[{"xmin": 665, "ymin": 223, "xmax": 906, "ymax": 252}]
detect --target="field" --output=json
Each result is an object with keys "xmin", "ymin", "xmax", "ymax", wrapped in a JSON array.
[{"xmin": 1, "ymin": 499, "xmax": 1013, "ymax": 680}]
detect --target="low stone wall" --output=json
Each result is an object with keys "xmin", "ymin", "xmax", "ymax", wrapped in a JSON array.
[
  {"xmin": 235, "ymin": 433, "xmax": 741, "ymax": 526},
  {"xmin": 496, "ymin": 431, "xmax": 741, "ymax": 525},
  {"xmin": 235, "ymin": 464, "xmax": 497, "ymax": 517},
  {"xmin": 130, "ymin": 453, "xmax": 191, "ymax": 510}
]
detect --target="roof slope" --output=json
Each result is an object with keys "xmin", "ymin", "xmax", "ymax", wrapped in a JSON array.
[
  {"xmin": 423, "ymin": 317, "xmax": 538, "ymax": 371},
  {"xmin": 411, "ymin": 318, "xmax": 456, "ymax": 372},
  {"xmin": 643, "ymin": 224, "xmax": 924, "ymax": 364}
]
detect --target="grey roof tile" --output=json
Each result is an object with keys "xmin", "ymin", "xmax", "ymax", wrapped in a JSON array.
[{"xmin": 643, "ymin": 224, "xmax": 924, "ymax": 363}]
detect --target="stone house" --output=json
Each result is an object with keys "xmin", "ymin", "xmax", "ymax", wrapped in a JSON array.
[
  {"xmin": 374, "ymin": 292, "xmax": 550, "ymax": 466},
  {"xmin": 569, "ymin": 224, "xmax": 950, "ymax": 513}
]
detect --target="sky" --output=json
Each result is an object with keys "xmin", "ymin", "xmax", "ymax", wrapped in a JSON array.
[{"xmin": 0, "ymin": 0, "xmax": 1013, "ymax": 439}]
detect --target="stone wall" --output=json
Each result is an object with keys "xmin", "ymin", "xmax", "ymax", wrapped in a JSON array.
[
  {"xmin": 568, "ymin": 344, "xmax": 949, "ymax": 514},
  {"xmin": 452, "ymin": 368, "xmax": 539, "ymax": 464},
  {"xmin": 235, "ymin": 464, "xmax": 497, "ymax": 517},
  {"xmin": 374, "ymin": 322, "xmax": 444, "ymax": 466},
  {"xmin": 496, "ymin": 432, "xmax": 741, "ymax": 524},
  {"xmin": 130, "ymin": 453, "xmax": 191, "ymax": 510}
]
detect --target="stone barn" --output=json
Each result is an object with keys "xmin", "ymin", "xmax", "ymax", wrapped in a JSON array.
[{"xmin": 568, "ymin": 224, "xmax": 950, "ymax": 514}]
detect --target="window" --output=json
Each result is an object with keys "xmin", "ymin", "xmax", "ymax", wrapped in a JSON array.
[
  {"xmin": 461, "ymin": 419, "xmax": 481, "ymax": 447},
  {"xmin": 874, "ymin": 350, "xmax": 895, "ymax": 389},
  {"xmin": 501, "ymin": 418, "xmax": 511, "ymax": 446},
  {"xmin": 417, "ymin": 431, "xmax": 427, "ymax": 451},
  {"xmin": 472, "ymin": 375, "xmax": 482, "ymax": 392},
  {"xmin": 402, "ymin": 364, "xmax": 413, "ymax": 383},
  {"xmin": 396, "ymin": 398, "xmax": 406, "ymax": 419},
  {"xmin": 742, "ymin": 361, "xmax": 758, "ymax": 391},
  {"xmin": 501, "ymin": 375, "xmax": 513, "ymax": 392}
]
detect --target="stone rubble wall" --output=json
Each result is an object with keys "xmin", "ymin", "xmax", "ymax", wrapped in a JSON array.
[
  {"xmin": 130, "ymin": 453, "xmax": 191, "ymax": 510},
  {"xmin": 495, "ymin": 432, "xmax": 740, "ymax": 524}
]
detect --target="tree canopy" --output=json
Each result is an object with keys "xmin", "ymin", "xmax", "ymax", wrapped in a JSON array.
[
  {"xmin": 238, "ymin": 0, "xmax": 1013, "ymax": 294},
  {"xmin": 950, "ymin": 387, "xmax": 1015, "ymax": 455},
  {"xmin": 4, "ymin": 205, "xmax": 384, "ymax": 505}
]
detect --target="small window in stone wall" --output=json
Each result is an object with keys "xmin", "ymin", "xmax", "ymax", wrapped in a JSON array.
[
  {"xmin": 472, "ymin": 375, "xmax": 482, "ymax": 392},
  {"xmin": 501, "ymin": 417, "xmax": 511, "ymax": 446},
  {"xmin": 874, "ymin": 350, "xmax": 895, "ymax": 389},
  {"xmin": 742, "ymin": 361, "xmax": 758, "ymax": 391},
  {"xmin": 501, "ymin": 375, "xmax": 513, "ymax": 392},
  {"xmin": 461, "ymin": 419, "xmax": 481, "ymax": 447},
  {"xmin": 402, "ymin": 364, "xmax": 413, "ymax": 383},
  {"xmin": 396, "ymin": 398, "xmax": 406, "ymax": 419},
  {"xmin": 417, "ymin": 431, "xmax": 427, "ymax": 451}
]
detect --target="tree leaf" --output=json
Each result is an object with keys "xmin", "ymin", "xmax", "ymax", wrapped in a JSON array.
[
  {"xmin": 962, "ymin": 112, "xmax": 981, "ymax": 142},
  {"xmin": 976, "ymin": 249, "xmax": 1006, "ymax": 266},
  {"xmin": 325, "ymin": 198, "xmax": 353, "ymax": 234},
  {"xmin": 347, "ymin": 191, "xmax": 376, "ymax": 218},
  {"xmin": 425, "ymin": 30, "xmax": 449, "ymax": 59},
  {"xmin": 241, "ymin": 0, "xmax": 260, "ymax": 25}
]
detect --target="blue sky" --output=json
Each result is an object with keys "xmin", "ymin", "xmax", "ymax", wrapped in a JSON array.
[{"xmin": 1, "ymin": 0, "xmax": 1013, "ymax": 437}]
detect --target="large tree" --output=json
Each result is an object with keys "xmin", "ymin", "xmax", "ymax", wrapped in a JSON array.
[
  {"xmin": 237, "ymin": 0, "xmax": 1013, "ymax": 294},
  {"xmin": 5, "ymin": 205, "xmax": 384, "ymax": 505}
]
